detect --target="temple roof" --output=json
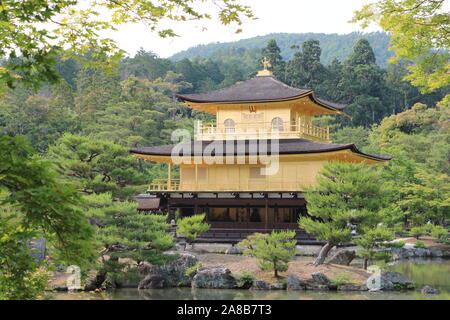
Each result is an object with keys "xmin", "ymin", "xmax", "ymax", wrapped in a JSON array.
[
  {"xmin": 176, "ymin": 75, "xmax": 346, "ymax": 111},
  {"xmin": 130, "ymin": 139, "xmax": 392, "ymax": 161}
]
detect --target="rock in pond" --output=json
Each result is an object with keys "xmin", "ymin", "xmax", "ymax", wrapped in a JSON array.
[
  {"xmin": 305, "ymin": 284, "xmax": 330, "ymax": 291},
  {"xmin": 138, "ymin": 252, "xmax": 198, "ymax": 288},
  {"xmin": 325, "ymin": 249, "xmax": 356, "ymax": 266},
  {"xmin": 382, "ymin": 271, "xmax": 414, "ymax": 289},
  {"xmin": 286, "ymin": 275, "xmax": 305, "ymax": 290},
  {"xmin": 192, "ymin": 266, "xmax": 236, "ymax": 289},
  {"xmin": 250, "ymin": 280, "xmax": 270, "ymax": 290},
  {"xmin": 269, "ymin": 282, "xmax": 286, "ymax": 290},
  {"xmin": 138, "ymin": 274, "xmax": 167, "ymax": 289},
  {"xmin": 311, "ymin": 272, "xmax": 331, "ymax": 285},
  {"xmin": 421, "ymin": 285, "xmax": 440, "ymax": 296},
  {"xmin": 338, "ymin": 284, "xmax": 368, "ymax": 291},
  {"xmin": 366, "ymin": 275, "xmax": 394, "ymax": 291}
]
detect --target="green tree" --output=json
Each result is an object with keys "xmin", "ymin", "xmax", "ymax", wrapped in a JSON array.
[
  {"xmin": 355, "ymin": 225, "xmax": 395, "ymax": 269},
  {"xmin": 285, "ymin": 39, "xmax": 327, "ymax": 90},
  {"xmin": 83, "ymin": 193, "xmax": 175, "ymax": 288},
  {"xmin": 0, "ymin": 136, "xmax": 94, "ymax": 299},
  {"xmin": 261, "ymin": 39, "xmax": 285, "ymax": 80},
  {"xmin": 339, "ymin": 39, "xmax": 390, "ymax": 126},
  {"xmin": 239, "ymin": 231, "xmax": 297, "ymax": 277},
  {"xmin": 299, "ymin": 161, "xmax": 388, "ymax": 266},
  {"xmin": 176, "ymin": 214, "xmax": 210, "ymax": 248},
  {"xmin": 399, "ymin": 170, "xmax": 450, "ymax": 226},
  {"xmin": 353, "ymin": 0, "xmax": 449, "ymax": 103},
  {"xmin": 0, "ymin": 0, "xmax": 254, "ymax": 91},
  {"xmin": 48, "ymin": 134, "xmax": 146, "ymax": 199}
]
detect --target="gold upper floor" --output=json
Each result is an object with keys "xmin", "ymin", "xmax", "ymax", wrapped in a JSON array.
[{"xmin": 191, "ymin": 98, "xmax": 340, "ymax": 142}]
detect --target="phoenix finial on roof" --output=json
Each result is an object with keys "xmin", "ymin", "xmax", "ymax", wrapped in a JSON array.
[{"xmin": 262, "ymin": 57, "xmax": 271, "ymax": 70}]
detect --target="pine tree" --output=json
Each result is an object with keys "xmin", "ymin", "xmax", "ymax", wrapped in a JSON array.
[
  {"xmin": 239, "ymin": 231, "xmax": 297, "ymax": 277},
  {"xmin": 299, "ymin": 161, "xmax": 388, "ymax": 266},
  {"xmin": 84, "ymin": 193, "xmax": 175, "ymax": 287},
  {"xmin": 176, "ymin": 214, "xmax": 210, "ymax": 248},
  {"xmin": 262, "ymin": 39, "xmax": 285, "ymax": 80},
  {"xmin": 355, "ymin": 225, "xmax": 395, "ymax": 269}
]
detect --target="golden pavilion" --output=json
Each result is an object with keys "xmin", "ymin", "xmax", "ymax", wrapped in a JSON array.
[{"xmin": 130, "ymin": 63, "xmax": 392, "ymax": 242}]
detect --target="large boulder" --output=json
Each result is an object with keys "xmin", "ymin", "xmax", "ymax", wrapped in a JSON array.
[
  {"xmin": 421, "ymin": 285, "xmax": 440, "ymax": 296},
  {"xmin": 250, "ymin": 280, "xmax": 270, "ymax": 290},
  {"xmin": 366, "ymin": 275, "xmax": 394, "ymax": 291},
  {"xmin": 382, "ymin": 271, "xmax": 414, "ymax": 289},
  {"xmin": 138, "ymin": 274, "xmax": 167, "ymax": 289},
  {"xmin": 138, "ymin": 252, "xmax": 198, "ymax": 287},
  {"xmin": 311, "ymin": 272, "xmax": 331, "ymax": 285},
  {"xmin": 325, "ymin": 249, "xmax": 356, "ymax": 266},
  {"xmin": 192, "ymin": 266, "xmax": 236, "ymax": 289},
  {"xmin": 286, "ymin": 275, "xmax": 305, "ymax": 290}
]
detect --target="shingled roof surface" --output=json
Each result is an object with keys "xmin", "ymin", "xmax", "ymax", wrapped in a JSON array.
[
  {"xmin": 176, "ymin": 75, "xmax": 346, "ymax": 110},
  {"xmin": 130, "ymin": 139, "xmax": 392, "ymax": 161}
]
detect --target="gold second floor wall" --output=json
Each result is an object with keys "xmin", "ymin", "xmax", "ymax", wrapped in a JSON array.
[{"xmin": 178, "ymin": 158, "xmax": 327, "ymax": 192}]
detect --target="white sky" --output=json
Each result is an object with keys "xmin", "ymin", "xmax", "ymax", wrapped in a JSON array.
[{"xmin": 111, "ymin": 0, "xmax": 382, "ymax": 58}]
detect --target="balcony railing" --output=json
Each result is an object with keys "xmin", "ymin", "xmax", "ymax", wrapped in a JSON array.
[
  {"xmin": 148, "ymin": 179, "xmax": 180, "ymax": 191},
  {"xmin": 147, "ymin": 178, "xmax": 308, "ymax": 192},
  {"xmin": 195, "ymin": 120, "xmax": 330, "ymax": 141}
]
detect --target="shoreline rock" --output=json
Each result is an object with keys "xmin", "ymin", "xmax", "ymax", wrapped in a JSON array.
[
  {"xmin": 389, "ymin": 247, "xmax": 449, "ymax": 260},
  {"xmin": 192, "ymin": 266, "xmax": 237, "ymax": 289},
  {"xmin": 138, "ymin": 252, "xmax": 198, "ymax": 288}
]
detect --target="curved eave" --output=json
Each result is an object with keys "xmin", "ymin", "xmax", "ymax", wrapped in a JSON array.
[
  {"xmin": 177, "ymin": 92, "xmax": 349, "ymax": 117},
  {"xmin": 130, "ymin": 145, "xmax": 391, "ymax": 163}
]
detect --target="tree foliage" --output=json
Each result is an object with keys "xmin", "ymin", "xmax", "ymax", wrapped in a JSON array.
[
  {"xmin": 239, "ymin": 231, "xmax": 297, "ymax": 277},
  {"xmin": 83, "ymin": 193, "xmax": 175, "ymax": 287},
  {"xmin": 352, "ymin": 0, "xmax": 449, "ymax": 98},
  {"xmin": 176, "ymin": 213, "xmax": 210, "ymax": 245},
  {"xmin": 0, "ymin": 0, "xmax": 254, "ymax": 91},
  {"xmin": 299, "ymin": 161, "xmax": 389, "ymax": 265},
  {"xmin": 0, "ymin": 136, "xmax": 95, "ymax": 299}
]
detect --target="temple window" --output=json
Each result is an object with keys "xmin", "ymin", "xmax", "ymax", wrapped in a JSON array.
[
  {"xmin": 271, "ymin": 117, "xmax": 284, "ymax": 131},
  {"xmin": 224, "ymin": 118, "xmax": 235, "ymax": 133}
]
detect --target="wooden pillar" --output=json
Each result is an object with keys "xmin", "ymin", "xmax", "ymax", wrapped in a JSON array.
[
  {"xmin": 168, "ymin": 162, "xmax": 172, "ymax": 190},
  {"xmin": 265, "ymin": 197, "xmax": 268, "ymax": 230}
]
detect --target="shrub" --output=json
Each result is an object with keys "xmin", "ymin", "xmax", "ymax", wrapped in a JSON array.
[
  {"xmin": 233, "ymin": 271, "xmax": 256, "ymax": 289},
  {"xmin": 414, "ymin": 241, "xmax": 426, "ymax": 248},
  {"xmin": 386, "ymin": 241, "xmax": 406, "ymax": 248},
  {"xmin": 430, "ymin": 225, "xmax": 448, "ymax": 240},
  {"xmin": 239, "ymin": 231, "xmax": 297, "ymax": 278},
  {"xmin": 409, "ymin": 226, "xmax": 426, "ymax": 239},
  {"xmin": 184, "ymin": 262, "xmax": 202, "ymax": 278},
  {"xmin": 330, "ymin": 273, "xmax": 353, "ymax": 287},
  {"xmin": 177, "ymin": 214, "xmax": 210, "ymax": 246}
]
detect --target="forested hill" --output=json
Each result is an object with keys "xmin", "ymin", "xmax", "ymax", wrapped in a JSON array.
[{"xmin": 170, "ymin": 32, "xmax": 394, "ymax": 66}]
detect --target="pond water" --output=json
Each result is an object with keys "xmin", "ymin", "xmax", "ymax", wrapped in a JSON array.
[{"xmin": 52, "ymin": 258, "xmax": 450, "ymax": 300}]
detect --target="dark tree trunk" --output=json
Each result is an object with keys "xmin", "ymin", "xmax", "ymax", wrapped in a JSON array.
[{"xmin": 313, "ymin": 242, "xmax": 335, "ymax": 266}]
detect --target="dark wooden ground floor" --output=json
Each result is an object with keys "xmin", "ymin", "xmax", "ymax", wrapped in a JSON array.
[{"xmin": 136, "ymin": 191, "xmax": 318, "ymax": 243}]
